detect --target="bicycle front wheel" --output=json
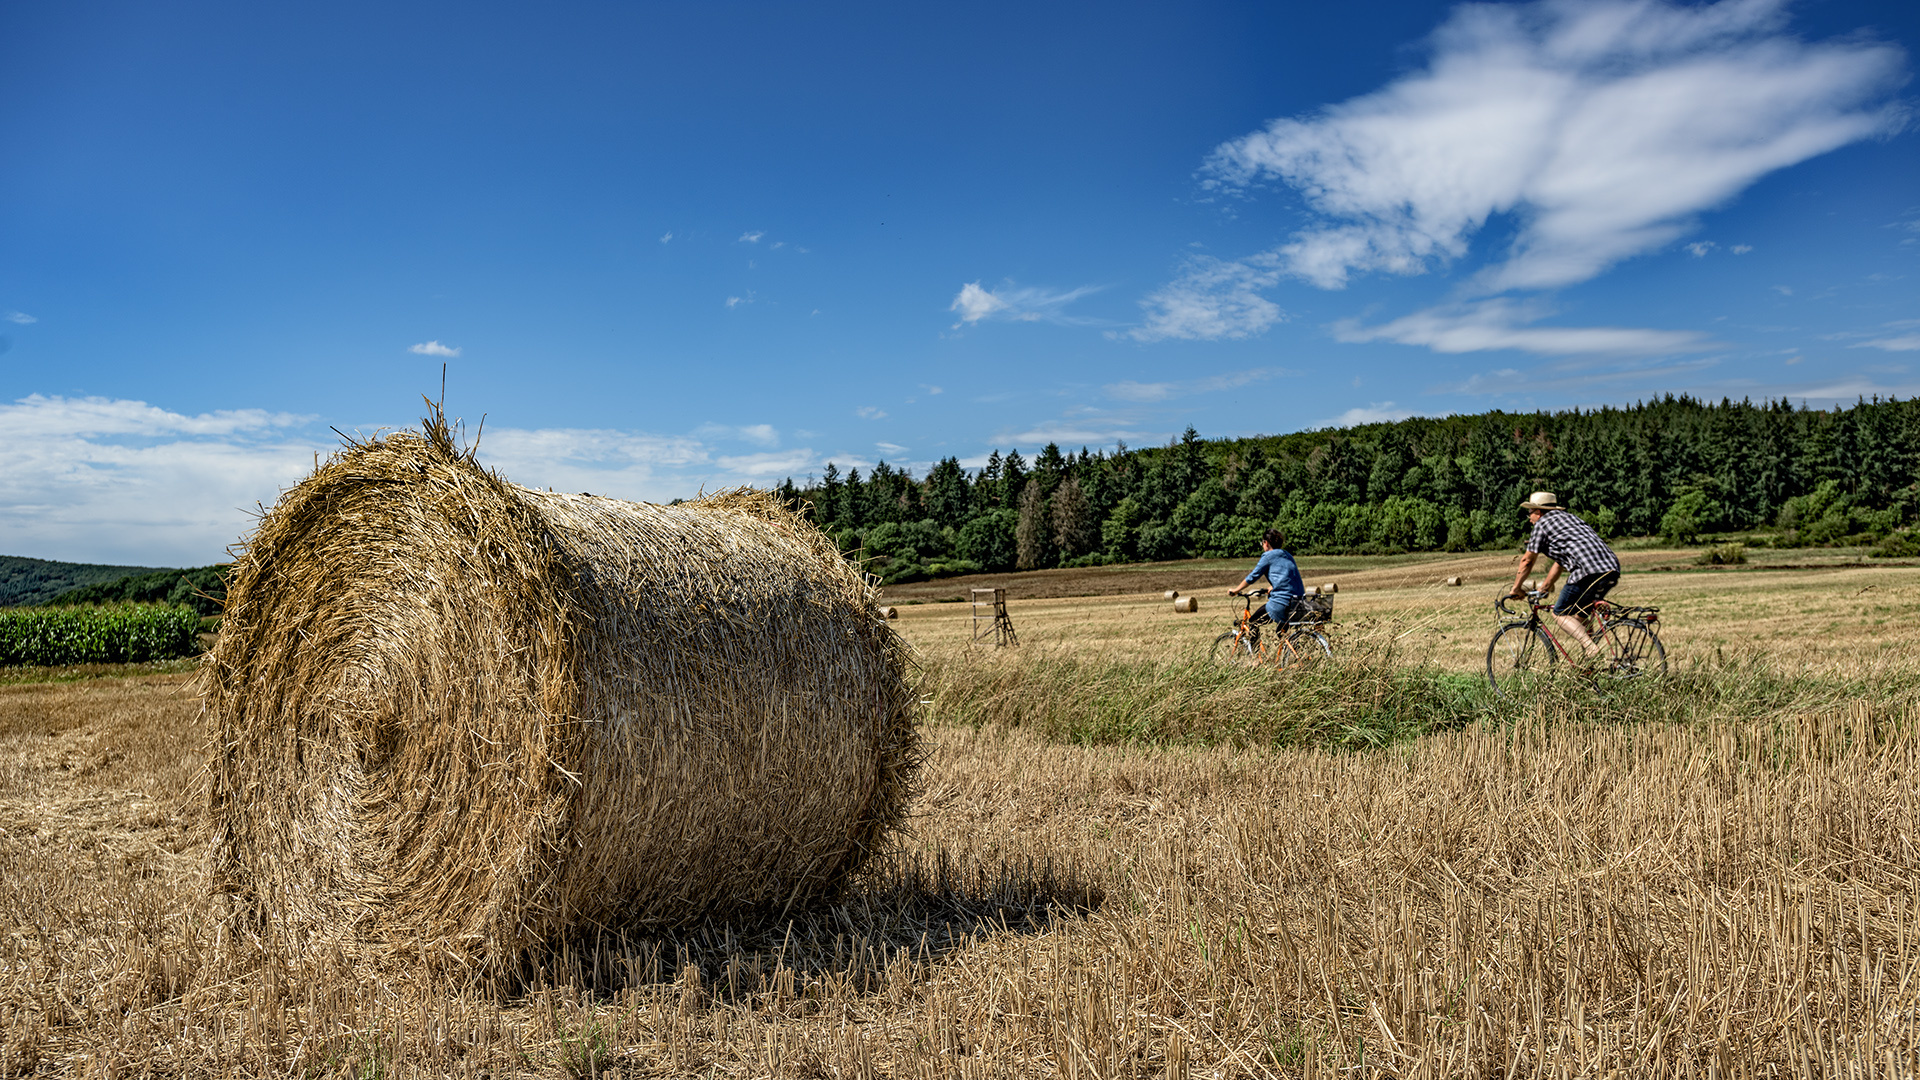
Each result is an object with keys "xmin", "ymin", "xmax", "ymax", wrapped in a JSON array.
[
  {"xmin": 1211, "ymin": 630, "xmax": 1257, "ymax": 664},
  {"xmin": 1487, "ymin": 622, "xmax": 1555, "ymax": 696},
  {"xmin": 1276, "ymin": 627, "xmax": 1331, "ymax": 668},
  {"xmin": 1599, "ymin": 620, "xmax": 1667, "ymax": 681}
]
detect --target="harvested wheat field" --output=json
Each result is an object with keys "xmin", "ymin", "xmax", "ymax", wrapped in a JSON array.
[{"xmin": 4, "ymin": 555, "xmax": 1920, "ymax": 1076}]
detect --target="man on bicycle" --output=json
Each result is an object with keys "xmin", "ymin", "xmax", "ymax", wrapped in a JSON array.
[
  {"xmin": 1507, "ymin": 491, "xmax": 1620, "ymax": 657},
  {"xmin": 1227, "ymin": 529, "xmax": 1305, "ymax": 629}
]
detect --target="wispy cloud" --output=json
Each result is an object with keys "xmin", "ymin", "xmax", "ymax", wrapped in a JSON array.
[
  {"xmin": 1104, "ymin": 367, "xmax": 1291, "ymax": 403},
  {"xmin": 693, "ymin": 422, "xmax": 779, "ymax": 447},
  {"xmin": 4, "ymin": 311, "xmax": 35, "ymax": 325},
  {"xmin": 1204, "ymin": 0, "xmax": 1905, "ymax": 294},
  {"xmin": 1143, "ymin": 0, "xmax": 1907, "ymax": 355},
  {"xmin": 1854, "ymin": 335, "xmax": 1920, "ymax": 352},
  {"xmin": 1334, "ymin": 299, "xmax": 1718, "ymax": 357},
  {"xmin": 1686, "ymin": 241, "xmax": 1717, "ymax": 257},
  {"xmin": 659, "ymin": 231, "xmax": 673, "ymax": 243},
  {"xmin": 855, "ymin": 406, "xmax": 888, "ymax": 420},
  {"xmin": 409, "ymin": 340, "xmax": 461, "ymax": 357},
  {"xmin": 949, "ymin": 281, "xmax": 1103, "ymax": 328},
  {"xmin": 875, "ymin": 442, "xmax": 909, "ymax": 455},
  {"xmin": 1123, "ymin": 255, "xmax": 1285, "ymax": 342},
  {"xmin": 738, "ymin": 230, "xmax": 765, "ymax": 243}
]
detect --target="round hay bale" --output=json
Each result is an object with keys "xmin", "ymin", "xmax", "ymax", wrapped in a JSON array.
[
  {"xmin": 1163, "ymin": 589, "xmax": 1180, "ymax": 601},
  {"xmin": 199, "ymin": 415, "xmax": 918, "ymax": 972},
  {"xmin": 1446, "ymin": 576, "xmax": 1463, "ymax": 587},
  {"xmin": 1304, "ymin": 585, "xmax": 1319, "ymax": 596},
  {"xmin": 880, "ymin": 606, "xmax": 899, "ymax": 620},
  {"xmin": 1321, "ymin": 582, "xmax": 1338, "ymax": 594},
  {"xmin": 1172, "ymin": 596, "xmax": 1198, "ymax": 613}
]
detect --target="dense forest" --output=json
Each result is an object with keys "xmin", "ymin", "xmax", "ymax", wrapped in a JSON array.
[{"xmin": 774, "ymin": 396, "xmax": 1920, "ymax": 584}]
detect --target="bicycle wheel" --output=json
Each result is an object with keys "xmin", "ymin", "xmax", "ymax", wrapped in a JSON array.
[
  {"xmin": 1486, "ymin": 622, "xmax": 1555, "ymax": 696},
  {"xmin": 1211, "ymin": 630, "xmax": 1257, "ymax": 664},
  {"xmin": 1275, "ymin": 627, "xmax": 1331, "ymax": 668},
  {"xmin": 1599, "ymin": 620, "xmax": 1666, "ymax": 681}
]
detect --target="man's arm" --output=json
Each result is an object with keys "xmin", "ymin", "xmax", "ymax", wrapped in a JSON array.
[
  {"xmin": 1539, "ymin": 560, "xmax": 1565, "ymax": 594},
  {"xmin": 1509, "ymin": 551, "xmax": 1538, "ymax": 597}
]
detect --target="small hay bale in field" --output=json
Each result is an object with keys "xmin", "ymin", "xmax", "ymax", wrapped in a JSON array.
[
  {"xmin": 1162, "ymin": 589, "xmax": 1179, "ymax": 600},
  {"xmin": 1303, "ymin": 585, "xmax": 1319, "ymax": 596},
  {"xmin": 1446, "ymin": 576, "xmax": 1463, "ymax": 587},
  {"xmin": 199, "ymin": 412, "xmax": 918, "ymax": 974},
  {"xmin": 880, "ymin": 606, "xmax": 899, "ymax": 620},
  {"xmin": 1320, "ymin": 582, "xmax": 1338, "ymax": 594},
  {"xmin": 1172, "ymin": 596, "xmax": 1198, "ymax": 613}
]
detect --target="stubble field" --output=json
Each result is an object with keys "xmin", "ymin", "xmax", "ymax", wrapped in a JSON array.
[{"xmin": 4, "ymin": 549, "xmax": 1919, "ymax": 1077}]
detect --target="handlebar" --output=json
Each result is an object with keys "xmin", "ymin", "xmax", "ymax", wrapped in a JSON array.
[{"xmin": 1494, "ymin": 591, "xmax": 1546, "ymax": 616}]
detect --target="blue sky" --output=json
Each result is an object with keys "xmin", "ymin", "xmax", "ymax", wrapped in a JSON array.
[{"xmin": 2, "ymin": 0, "xmax": 1915, "ymax": 565}]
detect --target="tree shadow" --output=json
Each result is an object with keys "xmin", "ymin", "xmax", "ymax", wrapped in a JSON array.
[{"xmin": 511, "ymin": 849, "xmax": 1104, "ymax": 1001}]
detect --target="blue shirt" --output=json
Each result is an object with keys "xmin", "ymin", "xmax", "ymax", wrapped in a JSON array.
[{"xmin": 1244, "ymin": 548, "xmax": 1304, "ymax": 605}]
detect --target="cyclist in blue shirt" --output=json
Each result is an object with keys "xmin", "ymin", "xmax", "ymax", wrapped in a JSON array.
[{"xmin": 1227, "ymin": 529, "xmax": 1305, "ymax": 629}]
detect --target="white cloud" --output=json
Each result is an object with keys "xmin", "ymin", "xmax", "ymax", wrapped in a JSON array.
[
  {"xmin": 1686, "ymin": 241, "xmax": 1717, "ymax": 257},
  {"xmin": 409, "ymin": 340, "xmax": 461, "ymax": 357},
  {"xmin": 921, "ymin": 384, "xmax": 944, "ymax": 395},
  {"xmin": 738, "ymin": 230, "xmax": 765, "ymax": 243},
  {"xmin": 4, "ymin": 311, "xmax": 35, "ymax": 325},
  {"xmin": 855, "ymin": 406, "xmax": 888, "ymax": 420},
  {"xmin": 949, "ymin": 281, "xmax": 1103, "ymax": 327},
  {"xmin": 693, "ymin": 422, "xmax": 779, "ymax": 447},
  {"xmin": 1104, "ymin": 367, "xmax": 1290, "ymax": 402},
  {"xmin": 660, "ymin": 231, "xmax": 673, "ymax": 243},
  {"xmin": 1855, "ymin": 335, "xmax": 1920, "ymax": 352},
  {"xmin": 1124, "ymin": 255, "xmax": 1285, "ymax": 342},
  {"xmin": 875, "ymin": 442, "xmax": 909, "ymax": 455},
  {"xmin": 1334, "ymin": 299, "xmax": 1718, "ymax": 356},
  {"xmin": 713, "ymin": 449, "xmax": 815, "ymax": 478},
  {"xmin": 726, "ymin": 296, "xmax": 744, "ymax": 308},
  {"xmin": 1323, "ymin": 402, "xmax": 1419, "ymax": 427},
  {"xmin": 1731, "ymin": 244, "xmax": 1753, "ymax": 253},
  {"xmin": 0, "ymin": 395, "xmax": 322, "ymax": 565},
  {"xmin": 1202, "ymin": 0, "xmax": 1905, "ymax": 295},
  {"xmin": 0, "ymin": 394, "xmax": 840, "ymax": 563}
]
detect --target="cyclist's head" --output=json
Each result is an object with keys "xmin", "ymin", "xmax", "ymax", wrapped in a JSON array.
[{"xmin": 1262, "ymin": 528, "xmax": 1285, "ymax": 551}]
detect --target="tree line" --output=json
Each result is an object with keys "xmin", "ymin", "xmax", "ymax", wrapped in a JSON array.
[{"xmin": 772, "ymin": 395, "xmax": 1920, "ymax": 584}]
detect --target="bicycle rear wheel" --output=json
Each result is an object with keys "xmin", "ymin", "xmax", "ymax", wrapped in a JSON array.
[
  {"xmin": 1487, "ymin": 622, "xmax": 1554, "ymax": 696},
  {"xmin": 1599, "ymin": 620, "xmax": 1666, "ymax": 681},
  {"xmin": 1276, "ymin": 627, "xmax": 1331, "ymax": 668}
]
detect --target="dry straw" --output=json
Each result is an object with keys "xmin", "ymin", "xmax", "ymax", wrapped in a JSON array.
[{"xmin": 199, "ymin": 408, "xmax": 919, "ymax": 976}]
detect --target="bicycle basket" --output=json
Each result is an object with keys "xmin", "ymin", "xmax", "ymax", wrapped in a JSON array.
[{"xmin": 1295, "ymin": 595, "xmax": 1333, "ymax": 623}]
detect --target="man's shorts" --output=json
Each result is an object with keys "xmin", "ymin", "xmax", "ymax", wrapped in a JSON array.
[{"xmin": 1554, "ymin": 570, "xmax": 1619, "ymax": 616}]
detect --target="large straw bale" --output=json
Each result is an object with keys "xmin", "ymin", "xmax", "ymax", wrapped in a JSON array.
[{"xmin": 200, "ymin": 413, "xmax": 919, "ymax": 972}]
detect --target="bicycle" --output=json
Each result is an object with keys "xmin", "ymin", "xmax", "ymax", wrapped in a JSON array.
[
  {"xmin": 1485, "ymin": 591, "xmax": 1666, "ymax": 697},
  {"xmin": 1211, "ymin": 589, "xmax": 1332, "ymax": 668}
]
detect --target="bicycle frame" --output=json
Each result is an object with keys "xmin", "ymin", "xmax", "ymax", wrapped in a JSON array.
[
  {"xmin": 1487, "ymin": 592, "xmax": 1665, "ymax": 694},
  {"xmin": 1216, "ymin": 590, "xmax": 1330, "ymax": 667}
]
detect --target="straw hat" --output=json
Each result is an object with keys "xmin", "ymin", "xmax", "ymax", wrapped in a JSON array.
[{"xmin": 1519, "ymin": 491, "xmax": 1565, "ymax": 511}]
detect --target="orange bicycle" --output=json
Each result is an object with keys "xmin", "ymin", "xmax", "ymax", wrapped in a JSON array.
[
  {"xmin": 1211, "ymin": 589, "xmax": 1331, "ymax": 668},
  {"xmin": 1486, "ymin": 592, "xmax": 1665, "ymax": 696}
]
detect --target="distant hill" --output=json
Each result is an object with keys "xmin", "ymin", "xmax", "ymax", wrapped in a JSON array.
[
  {"xmin": 47, "ymin": 564, "xmax": 229, "ymax": 616},
  {"xmin": 0, "ymin": 555, "xmax": 162, "ymax": 608}
]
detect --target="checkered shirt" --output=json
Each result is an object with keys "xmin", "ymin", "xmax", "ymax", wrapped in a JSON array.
[{"xmin": 1525, "ymin": 510, "xmax": 1620, "ymax": 583}]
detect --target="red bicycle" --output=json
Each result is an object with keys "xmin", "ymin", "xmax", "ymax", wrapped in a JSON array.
[{"xmin": 1486, "ymin": 592, "xmax": 1666, "ymax": 696}]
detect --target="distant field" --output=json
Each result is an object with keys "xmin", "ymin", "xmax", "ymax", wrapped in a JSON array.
[{"xmin": 884, "ymin": 546, "xmax": 1919, "ymax": 670}]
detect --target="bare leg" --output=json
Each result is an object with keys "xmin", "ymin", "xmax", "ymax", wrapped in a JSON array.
[{"xmin": 1554, "ymin": 612, "xmax": 1599, "ymax": 657}]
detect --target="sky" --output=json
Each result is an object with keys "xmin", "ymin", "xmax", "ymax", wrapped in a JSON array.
[{"xmin": 2, "ymin": 0, "xmax": 1915, "ymax": 566}]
